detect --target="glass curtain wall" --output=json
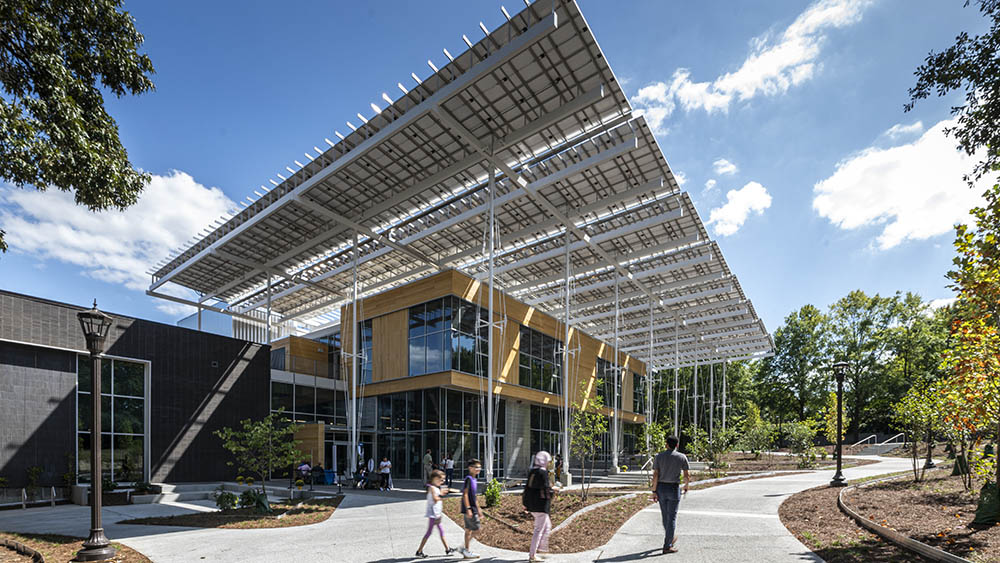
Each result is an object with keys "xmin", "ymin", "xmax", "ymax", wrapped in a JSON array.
[
  {"xmin": 518, "ymin": 325, "xmax": 562, "ymax": 394},
  {"xmin": 375, "ymin": 388, "xmax": 505, "ymax": 479},
  {"xmin": 595, "ymin": 358, "xmax": 623, "ymax": 410},
  {"xmin": 529, "ymin": 404, "xmax": 562, "ymax": 460},
  {"xmin": 359, "ymin": 320, "xmax": 373, "ymax": 384},
  {"xmin": 408, "ymin": 296, "xmax": 489, "ymax": 378},
  {"xmin": 77, "ymin": 356, "xmax": 146, "ymax": 483},
  {"xmin": 632, "ymin": 372, "xmax": 646, "ymax": 415},
  {"xmin": 270, "ymin": 381, "xmax": 347, "ymax": 426}
]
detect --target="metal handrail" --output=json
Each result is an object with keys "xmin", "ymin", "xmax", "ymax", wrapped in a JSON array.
[
  {"xmin": 878, "ymin": 433, "xmax": 904, "ymax": 446},
  {"xmin": 850, "ymin": 434, "xmax": 877, "ymax": 448}
]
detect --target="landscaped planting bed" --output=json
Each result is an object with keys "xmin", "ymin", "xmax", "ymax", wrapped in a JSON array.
[
  {"xmin": 0, "ymin": 532, "xmax": 151, "ymax": 562},
  {"xmin": 780, "ymin": 483, "xmax": 933, "ymax": 562},
  {"xmin": 442, "ymin": 490, "xmax": 651, "ymax": 553},
  {"xmin": 120, "ymin": 496, "xmax": 343, "ymax": 529},
  {"xmin": 843, "ymin": 469, "xmax": 1000, "ymax": 562}
]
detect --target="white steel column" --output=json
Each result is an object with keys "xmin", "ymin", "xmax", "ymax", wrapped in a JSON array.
[
  {"xmin": 350, "ymin": 230, "xmax": 360, "ymax": 473},
  {"xmin": 693, "ymin": 360, "xmax": 698, "ymax": 434},
  {"xmin": 645, "ymin": 301, "xmax": 653, "ymax": 457},
  {"xmin": 673, "ymin": 321, "xmax": 679, "ymax": 437},
  {"xmin": 485, "ymin": 151, "xmax": 496, "ymax": 482},
  {"xmin": 265, "ymin": 275, "xmax": 272, "ymax": 345},
  {"xmin": 611, "ymin": 274, "xmax": 620, "ymax": 473},
  {"xmin": 710, "ymin": 363, "xmax": 715, "ymax": 441},
  {"xmin": 722, "ymin": 360, "xmax": 728, "ymax": 432},
  {"xmin": 561, "ymin": 228, "xmax": 572, "ymax": 480}
]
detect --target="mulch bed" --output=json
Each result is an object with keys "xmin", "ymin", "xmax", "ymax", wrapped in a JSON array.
[
  {"xmin": 780, "ymin": 484, "xmax": 933, "ymax": 562},
  {"xmin": 119, "ymin": 496, "xmax": 343, "ymax": 529},
  {"xmin": 443, "ymin": 491, "xmax": 653, "ymax": 553},
  {"xmin": 718, "ymin": 452, "xmax": 877, "ymax": 472},
  {"xmin": 0, "ymin": 532, "xmax": 150, "ymax": 562},
  {"xmin": 843, "ymin": 469, "xmax": 1000, "ymax": 562}
]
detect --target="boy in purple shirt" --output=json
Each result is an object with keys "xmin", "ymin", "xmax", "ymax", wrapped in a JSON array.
[{"xmin": 459, "ymin": 459, "xmax": 482, "ymax": 559}]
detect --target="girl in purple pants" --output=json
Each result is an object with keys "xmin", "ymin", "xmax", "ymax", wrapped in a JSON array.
[{"xmin": 416, "ymin": 470, "xmax": 455, "ymax": 558}]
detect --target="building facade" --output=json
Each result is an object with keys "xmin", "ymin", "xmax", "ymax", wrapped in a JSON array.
[
  {"xmin": 269, "ymin": 269, "xmax": 647, "ymax": 480},
  {"xmin": 0, "ymin": 290, "xmax": 270, "ymax": 487}
]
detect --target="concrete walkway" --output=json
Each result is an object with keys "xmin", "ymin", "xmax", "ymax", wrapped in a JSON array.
[{"xmin": 0, "ymin": 456, "xmax": 913, "ymax": 562}]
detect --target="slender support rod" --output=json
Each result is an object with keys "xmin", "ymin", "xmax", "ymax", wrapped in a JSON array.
[
  {"xmin": 486, "ymin": 148, "xmax": 496, "ymax": 482},
  {"xmin": 693, "ymin": 360, "xmax": 698, "ymax": 435},
  {"xmin": 562, "ymin": 227, "xmax": 572, "ymax": 481},
  {"xmin": 611, "ymin": 273, "xmax": 620, "ymax": 473},
  {"xmin": 674, "ymin": 321, "xmax": 680, "ymax": 436},
  {"xmin": 266, "ymin": 274, "xmax": 272, "ymax": 344},
  {"xmin": 722, "ymin": 360, "xmax": 728, "ymax": 432},
  {"xmin": 710, "ymin": 363, "xmax": 714, "ymax": 441},
  {"xmin": 350, "ymin": 230, "xmax": 360, "ymax": 474},
  {"xmin": 646, "ymin": 300, "xmax": 653, "ymax": 458}
]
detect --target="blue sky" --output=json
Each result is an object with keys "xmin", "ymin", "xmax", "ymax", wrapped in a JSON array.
[{"xmin": 0, "ymin": 0, "xmax": 991, "ymax": 333}]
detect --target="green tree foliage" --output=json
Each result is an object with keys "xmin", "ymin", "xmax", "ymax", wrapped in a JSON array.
[
  {"xmin": 942, "ymin": 185, "xmax": 1000, "ymax": 489},
  {"xmin": 0, "ymin": 0, "xmax": 155, "ymax": 253},
  {"xmin": 761, "ymin": 305, "xmax": 828, "ymax": 422},
  {"xmin": 785, "ymin": 421, "xmax": 820, "ymax": 469},
  {"xmin": 892, "ymin": 382, "xmax": 945, "ymax": 482},
  {"xmin": 822, "ymin": 391, "xmax": 849, "ymax": 445},
  {"xmin": 637, "ymin": 419, "xmax": 666, "ymax": 461},
  {"xmin": 214, "ymin": 411, "xmax": 301, "ymax": 508},
  {"xmin": 736, "ymin": 403, "xmax": 775, "ymax": 458},
  {"xmin": 571, "ymin": 379, "xmax": 608, "ymax": 500},
  {"xmin": 826, "ymin": 290, "xmax": 898, "ymax": 441},
  {"xmin": 906, "ymin": 0, "xmax": 1000, "ymax": 184}
]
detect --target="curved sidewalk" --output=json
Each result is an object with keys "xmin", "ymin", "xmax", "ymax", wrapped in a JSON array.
[{"xmin": 0, "ymin": 456, "xmax": 913, "ymax": 562}]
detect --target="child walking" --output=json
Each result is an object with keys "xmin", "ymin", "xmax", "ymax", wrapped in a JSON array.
[{"xmin": 416, "ymin": 470, "xmax": 455, "ymax": 559}]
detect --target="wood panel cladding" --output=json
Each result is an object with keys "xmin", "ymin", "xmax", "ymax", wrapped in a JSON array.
[
  {"xmin": 339, "ymin": 269, "xmax": 647, "ymax": 416},
  {"xmin": 271, "ymin": 335, "xmax": 329, "ymax": 378},
  {"xmin": 293, "ymin": 422, "xmax": 325, "ymax": 467}
]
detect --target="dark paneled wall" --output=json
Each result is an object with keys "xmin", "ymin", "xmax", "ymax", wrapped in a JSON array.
[
  {"xmin": 0, "ymin": 291, "xmax": 269, "ymax": 484},
  {"xmin": 0, "ymin": 342, "xmax": 77, "ymax": 487}
]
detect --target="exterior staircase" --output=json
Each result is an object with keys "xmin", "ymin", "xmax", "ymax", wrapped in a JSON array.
[{"xmin": 857, "ymin": 442, "xmax": 904, "ymax": 456}]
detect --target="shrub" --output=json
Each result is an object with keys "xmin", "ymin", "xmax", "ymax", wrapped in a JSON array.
[
  {"xmin": 101, "ymin": 476, "xmax": 118, "ymax": 492},
  {"xmin": 25, "ymin": 466, "xmax": 42, "ymax": 499},
  {"xmin": 295, "ymin": 479, "xmax": 305, "ymax": 489},
  {"xmin": 132, "ymin": 481, "xmax": 156, "ymax": 495},
  {"xmin": 483, "ymin": 478, "xmax": 503, "ymax": 508},
  {"xmin": 238, "ymin": 487, "xmax": 271, "ymax": 514},
  {"xmin": 235, "ymin": 476, "xmax": 245, "ymax": 484},
  {"xmin": 213, "ymin": 486, "xmax": 238, "ymax": 511}
]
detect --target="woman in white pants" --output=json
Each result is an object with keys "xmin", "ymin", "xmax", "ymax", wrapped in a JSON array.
[{"xmin": 521, "ymin": 451, "xmax": 559, "ymax": 562}]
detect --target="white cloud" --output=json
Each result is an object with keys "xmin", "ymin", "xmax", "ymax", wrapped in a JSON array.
[
  {"xmin": 928, "ymin": 297, "xmax": 957, "ymax": 310},
  {"xmin": 0, "ymin": 171, "xmax": 238, "ymax": 313},
  {"xmin": 631, "ymin": 0, "xmax": 872, "ymax": 132},
  {"xmin": 713, "ymin": 158, "xmax": 739, "ymax": 176},
  {"xmin": 673, "ymin": 170, "xmax": 688, "ymax": 186},
  {"xmin": 882, "ymin": 121, "xmax": 924, "ymax": 141},
  {"xmin": 708, "ymin": 181, "xmax": 772, "ymax": 236},
  {"xmin": 704, "ymin": 178, "xmax": 718, "ymax": 193},
  {"xmin": 812, "ymin": 119, "xmax": 989, "ymax": 250}
]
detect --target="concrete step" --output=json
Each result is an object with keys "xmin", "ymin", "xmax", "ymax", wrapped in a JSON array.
[
  {"xmin": 132, "ymin": 491, "xmax": 213, "ymax": 504},
  {"xmin": 857, "ymin": 443, "xmax": 903, "ymax": 456}
]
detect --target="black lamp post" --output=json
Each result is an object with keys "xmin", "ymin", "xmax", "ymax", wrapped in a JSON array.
[
  {"xmin": 830, "ymin": 361, "xmax": 849, "ymax": 487},
  {"xmin": 74, "ymin": 300, "xmax": 116, "ymax": 562}
]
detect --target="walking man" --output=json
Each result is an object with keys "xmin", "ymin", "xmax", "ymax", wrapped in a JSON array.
[
  {"xmin": 651, "ymin": 435, "xmax": 690, "ymax": 554},
  {"xmin": 443, "ymin": 454, "xmax": 455, "ymax": 488}
]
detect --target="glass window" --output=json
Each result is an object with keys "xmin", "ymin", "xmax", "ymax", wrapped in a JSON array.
[
  {"xmin": 426, "ymin": 299, "xmax": 443, "ymax": 333},
  {"xmin": 409, "ymin": 336, "xmax": 425, "ymax": 376},
  {"xmin": 270, "ymin": 348, "xmax": 286, "ymax": 370},
  {"xmin": 295, "ymin": 384, "xmax": 315, "ymax": 415},
  {"xmin": 77, "ymin": 357, "xmax": 146, "ymax": 483},
  {"xmin": 407, "ymin": 391, "xmax": 421, "ymax": 431},
  {"xmin": 271, "ymin": 382, "xmax": 293, "ymax": 412},
  {"xmin": 317, "ymin": 387, "xmax": 336, "ymax": 418},
  {"xmin": 392, "ymin": 394, "xmax": 406, "ymax": 431},
  {"xmin": 426, "ymin": 331, "xmax": 444, "ymax": 373},
  {"xmin": 378, "ymin": 395, "xmax": 392, "ymax": 431},
  {"xmin": 113, "ymin": 360, "xmax": 144, "ymax": 397},
  {"xmin": 424, "ymin": 389, "xmax": 440, "ymax": 429},
  {"xmin": 518, "ymin": 325, "xmax": 563, "ymax": 394},
  {"xmin": 447, "ymin": 389, "xmax": 463, "ymax": 431},
  {"xmin": 409, "ymin": 304, "xmax": 426, "ymax": 338}
]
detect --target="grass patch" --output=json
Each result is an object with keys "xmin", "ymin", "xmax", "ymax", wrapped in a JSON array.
[{"xmin": 119, "ymin": 496, "xmax": 343, "ymax": 529}]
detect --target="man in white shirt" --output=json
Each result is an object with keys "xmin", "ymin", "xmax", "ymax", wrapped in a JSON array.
[
  {"xmin": 443, "ymin": 454, "xmax": 455, "ymax": 487},
  {"xmin": 378, "ymin": 456, "xmax": 392, "ymax": 491}
]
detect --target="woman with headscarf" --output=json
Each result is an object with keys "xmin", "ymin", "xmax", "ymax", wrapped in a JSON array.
[{"xmin": 522, "ymin": 451, "xmax": 559, "ymax": 561}]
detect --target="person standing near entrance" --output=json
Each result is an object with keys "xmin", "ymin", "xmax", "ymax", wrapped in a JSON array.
[
  {"xmin": 379, "ymin": 456, "xmax": 392, "ymax": 491},
  {"xmin": 422, "ymin": 449, "xmax": 434, "ymax": 484},
  {"xmin": 651, "ymin": 436, "xmax": 690, "ymax": 554},
  {"xmin": 443, "ymin": 454, "xmax": 455, "ymax": 488}
]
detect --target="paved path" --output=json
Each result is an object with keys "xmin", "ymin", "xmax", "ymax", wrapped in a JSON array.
[{"xmin": 0, "ymin": 456, "xmax": 913, "ymax": 562}]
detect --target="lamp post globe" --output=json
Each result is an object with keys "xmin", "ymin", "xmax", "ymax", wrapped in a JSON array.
[
  {"xmin": 74, "ymin": 300, "xmax": 116, "ymax": 562},
  {"xmin": 830, "ymin": 361, "xmax": 849, "ymax": 487}
]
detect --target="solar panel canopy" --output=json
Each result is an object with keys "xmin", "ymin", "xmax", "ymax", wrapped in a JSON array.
[{"xmin": 148, "ymin": 0, "xmax": 773, "ymax": 370}]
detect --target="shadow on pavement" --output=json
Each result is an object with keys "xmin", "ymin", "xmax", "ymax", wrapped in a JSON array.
[{"xmin": 594, "ymin": 548, "xmax": 662, "ymax": 561}]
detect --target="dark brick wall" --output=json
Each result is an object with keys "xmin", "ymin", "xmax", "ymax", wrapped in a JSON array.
[{"xmin": 0, "ymin": 290, "xmax": 269, "ymax": 484}]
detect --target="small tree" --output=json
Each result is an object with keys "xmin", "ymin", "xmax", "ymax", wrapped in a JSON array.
[
  {"xmin": 785, "ymin": 421, "xmax": 819, "ymax": 469},
  {"xmin": 638, "ymin": 420, "xmax": 667, "ymax": 461},
  {"xmin": 893, "ymin": 382, "xmax": 945, "ymax": 482},
  {"xmin": 823, "ymin": 391, "xmax": 849, "ymax": 447},
  {"xmin": 214, "ymin": 410, "xmax": 301, "ymax": 509},
  {"xmin": 738, "ymin": 404, "xmax": 775, "ymax": 459},
  {"xmin": 571, "ymin": 379, "xmax": 608, "ymax": 501}
]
